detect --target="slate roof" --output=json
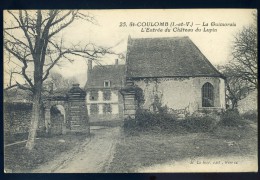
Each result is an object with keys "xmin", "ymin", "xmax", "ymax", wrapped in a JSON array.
[
  {"xmin": 84, "ymin": 65, "xmax": 125, "ymax": 89},
  {"xmin": 126, "ymin": 36, "xmax": 224, "ymax": 78}
]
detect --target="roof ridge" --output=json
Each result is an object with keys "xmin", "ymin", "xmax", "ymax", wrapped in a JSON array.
[
  {"xmin": 126, "ymin": 36, "xmax": 225, "ymax": 79},
  {"xmin": 187, "ymin": 38, "xmax": 225, "ymax": 78},
  {"xmin": 131, "ymin": 36, "xmax": 189, "ymax": 40},
  {"xmin": 92, "ymin": 64, "xmax": 125, "ymax": 69}
]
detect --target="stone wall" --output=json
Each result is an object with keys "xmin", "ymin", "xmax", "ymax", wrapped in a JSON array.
[
  {"xmin": 133, "ymin": 77, "xmax": 226, "ymax": 114},
  {"xmin": 4, "ymin": 102, "xmax": 45, "ymax": 135}
]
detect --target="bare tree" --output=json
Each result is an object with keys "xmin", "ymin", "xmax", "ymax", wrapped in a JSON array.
[
  {"xmin": 231, "ymin": 12, "xmax": 257, "ymax": 89},
  {"xmin": 4, "ymin": 10, "xmax": 116, "ymax": 150},
  {"xmin": 48, "ymin": 72, "xmax": 78, "ymax": 93},
  {"xmin": 218, "ymin": 12, "xmax": 257, "ymax": 110},
  {"xmin": 218, "ymin": 65, "xmax": 253, "ymax": 109}
]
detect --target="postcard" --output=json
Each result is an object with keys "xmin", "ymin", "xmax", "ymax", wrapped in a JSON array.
[{"xmin": 3, "ymin": 9, "xmax": 257, "ymax": 173}]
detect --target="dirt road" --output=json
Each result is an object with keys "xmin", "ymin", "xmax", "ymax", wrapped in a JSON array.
[{"xmin": 33, "ymin": 126, "xmax": 121, "ymax": 173}]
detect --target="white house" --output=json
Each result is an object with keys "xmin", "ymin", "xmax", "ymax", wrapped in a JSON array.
[{"xmin": 84, "ymin": 59, "xmax": 125, "ymax": 122}]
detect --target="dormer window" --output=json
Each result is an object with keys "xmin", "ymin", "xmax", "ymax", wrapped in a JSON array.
[{"xmin": 104, "ymin": 80, "xmax": 110, "ymax": 88}]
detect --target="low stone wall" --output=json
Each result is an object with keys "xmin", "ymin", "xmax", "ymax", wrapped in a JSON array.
[{"xmin": 4, "ymin": 102, "xmax": 45, "ymax": 136}]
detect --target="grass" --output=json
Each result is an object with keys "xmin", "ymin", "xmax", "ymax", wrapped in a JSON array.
[
  {"xmin": 108, "ymin": 122, "xmax": 257, "ymax": 172},
  {"xmin": 90, "ymin": 120, "xmax": 123, "ymax": 127},
  {"xmin": 4, "ymin": 133, "xmax": 88, "ymax": 173}
]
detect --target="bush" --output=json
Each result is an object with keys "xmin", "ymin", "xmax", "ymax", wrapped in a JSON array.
[
  {"xmin": 123, "ymin": 116, "xmax": 138, "ymax": 135},
  {"xmin": 219, "ymin": 109, "xmax": 245, "ymax": 127},
  {"xmin": 241, "ymin": 110, "xmax": 258, "ymax": 122},
  {"xmin": 123, "ymin": 109, "xmax": 177, "ymax": 134},
  {"xmin": 123, "ymin": 109, "xmax": 220, "ymax": 134},
  {"xmin": 179, "ymin": 115, "xmax": 216, "ymax": 133}
]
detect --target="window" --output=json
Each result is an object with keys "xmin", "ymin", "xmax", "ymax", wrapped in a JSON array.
[
  {"xmin": 104, "ymin": 80, "xmax": 110, "ymax": 87},
  {"xmin": 103, "ymin": 90, "xmax": 111, "ymax": 101},
  {"xmin": 103, "ymin": 103, "xmax": 112, "ymax": 114},
  {"xmin": 202, "ymin": 82, "xmax": 214, "ymax": 107},
  {"xmin": 90, "ymin": 104, "xmax": 98, "ymax": 115},
  {"xmin": 89, "ymin": 90, "xmax": 98, "ymax": 101}
]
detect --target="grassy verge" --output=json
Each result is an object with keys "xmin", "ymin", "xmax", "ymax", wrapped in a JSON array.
[
  {"xmin": 108, "ymin": 123, "xmax": 257, "ymax": 172},
  {"xmin": 4, "ymin": 133, "xmax": 88, "ymax": 173}
]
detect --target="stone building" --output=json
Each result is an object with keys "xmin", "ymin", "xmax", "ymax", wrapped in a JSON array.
[
  {"xmin": 84, "ymin": 59, "xmax": 125, "ymax": 123},
  {"xmin": 122, "ymin": 36, "xmax": 226, "ymax": 118}
]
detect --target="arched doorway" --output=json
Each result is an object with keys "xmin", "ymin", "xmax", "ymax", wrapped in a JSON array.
[
  {"xmin": 50, "ymin": 105, "xmax": 66, "ymax": 135},
  {"xmin": 202, "ymin": 82, "xmax": 214, "ymax": 107},
  {"xmin": 43, "ymin": 84, "xmax": 90, "ymax": 135}
]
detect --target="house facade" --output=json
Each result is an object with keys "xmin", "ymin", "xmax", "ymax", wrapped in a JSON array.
[
  {"xmin": 122, "ymin": 36, "xmax": 226, "ymax": 118},
  {"xmin": 84, "ymin": 59, "xmax": 125, "ymax": 123}
]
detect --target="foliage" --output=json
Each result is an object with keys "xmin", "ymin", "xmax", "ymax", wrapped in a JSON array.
[
  {"xmin": 219, "ymin": 109, "xmax": 245, "ymax": 127},
  {"xmin": 241, "ymin": 110, "xmax": 258, "ymax": 122},
  {"xmin": 231, "ymin": 18, "xmax": 257, "ymax": 88},
  {"xmin": 123, "ymin": 109, "xmax": 176, "ymax": 135},
  {"xmin": 124, "ymin": 108, "xmax": 218, "ymax": 135},
  {"xmin": 120, "ymin": 85, "xmax": 145, "ymax": 108},
  {"xmin": 47, "ymin": 72, "xmax": 78, "ymax": 93},
  {"xmin": 179, "ymin": 115, "xmax": 216, "ymax": 133},
  {"xmin": 4, "ymin": 102, "xmax": 32, "ymax": 111},
  {"xmin": 218, "ymin": 64, "xmax": 254, "ymax": 109}
]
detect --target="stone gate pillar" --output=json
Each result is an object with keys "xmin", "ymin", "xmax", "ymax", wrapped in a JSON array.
[
  {"xmin": 43, "ymin": 100, "xmax": 51, "ymax": 134},
  {"xmin": 62, "ymin": 103, "xmax": 69, "ymax": 135},
  {"xmin": 44, "ymin": 108, "xmax": 51, "ymax": 133},
  {"xmin": 67, "ymin": 84, "xmax": 90, "ymax": 134},
  {"xmin": 120, "ymin": 80, "xmax": 137, "ymax": 119}
]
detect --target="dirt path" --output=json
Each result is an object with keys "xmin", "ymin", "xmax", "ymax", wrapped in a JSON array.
[{"xmin": 33, "ymin": 126, "xmax": 121, "ymax": 173}]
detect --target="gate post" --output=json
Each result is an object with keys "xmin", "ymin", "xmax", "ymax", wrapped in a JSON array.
[
  {"xmin": 62, "ymin": 103, "xmax": 69, "ymax": 135},
  {"xmin": 120, "ymin": 80, "xmax": 137, "ymax": 119},
  {"xmin": 67, "ymin": 84, "xmax": 90, "ymax": 135},
  {"xmin": 44, "ymin": 108, "xmax": 51, "ymax": 133},
  {"xmin": 43, "ymin": 100, "xmax": 51, "ymax": 134}
]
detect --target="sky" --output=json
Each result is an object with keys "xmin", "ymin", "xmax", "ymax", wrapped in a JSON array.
[{"xmin": 4, "ymin": 9, "xmax": 256, "ymax": 88}]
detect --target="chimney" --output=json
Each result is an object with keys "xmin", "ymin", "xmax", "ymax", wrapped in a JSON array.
[
  {"xmin": 87, "ymin": 59, "xmax": 92, "ymax": 82},
  {"xmin": 115, "ymin": 59, "xmax": 118, "ymax": 67},
  {"xmin": 49, "ymin": 82, "xmax": 54, "ymax": 94},
  {"xmin": 88, "ymin": 59, "xmax": 92, "ymax": 71}
]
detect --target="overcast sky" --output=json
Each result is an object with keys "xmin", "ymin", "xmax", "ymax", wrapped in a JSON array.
[
  {"xmin": 4, "ymin": 9, "xmax": 256, "ymax": 88},
  {"xmin": 53, "ymin": 9, "xmax": 255, "ymax": 86}
]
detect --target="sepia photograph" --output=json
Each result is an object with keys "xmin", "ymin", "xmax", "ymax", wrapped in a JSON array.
[{"xmin": 3, "ymin": 9, "xmax": 258, "ymax": 173}]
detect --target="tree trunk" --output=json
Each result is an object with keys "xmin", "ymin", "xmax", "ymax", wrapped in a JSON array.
[
  {"xmin": 25, "ymin": 84, "xmax": 42, "ymax": 150},
  {"xmin": 231, "ymin": 99, "xmax": 238, "ymax": 110}
]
